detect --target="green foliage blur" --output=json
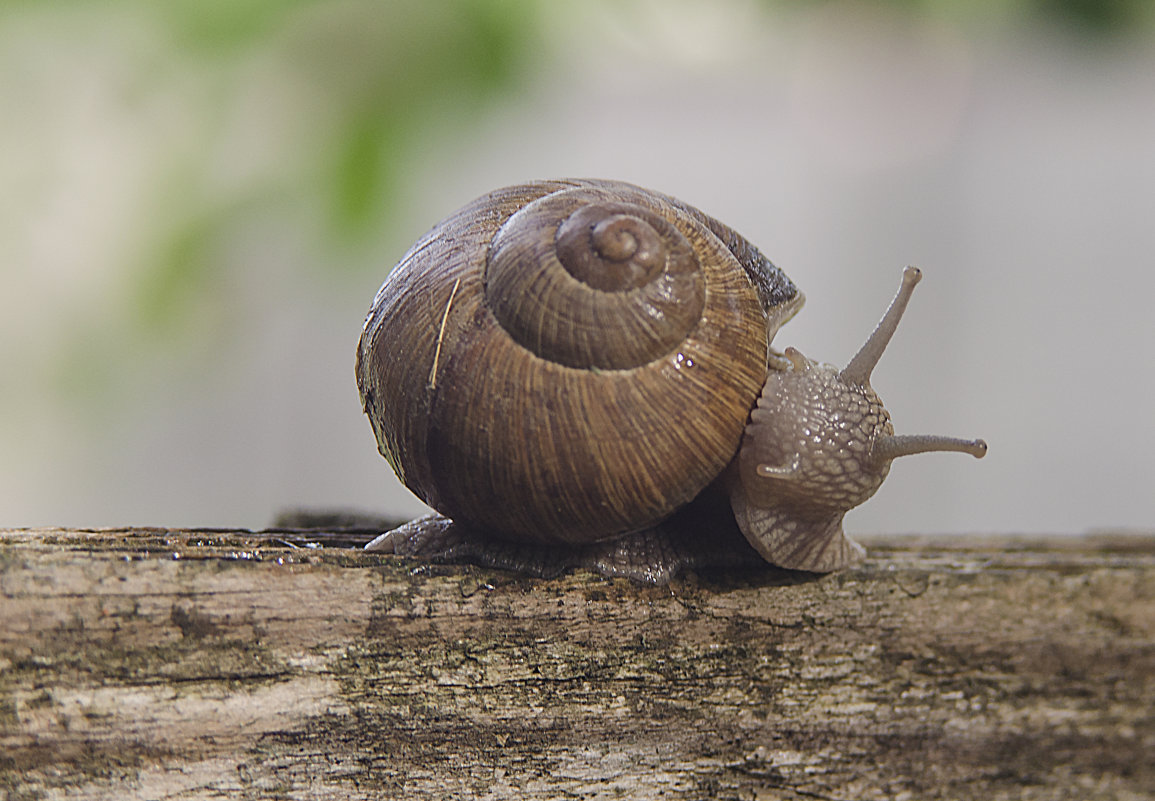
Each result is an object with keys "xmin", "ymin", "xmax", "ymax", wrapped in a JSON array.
[
  {"xmin": 3, "ymin": 0, "xmax": 546, "ymax": 404},
  {"xmin": 136, "ymin": 0, "xmax": 541, "ymax": 328}
]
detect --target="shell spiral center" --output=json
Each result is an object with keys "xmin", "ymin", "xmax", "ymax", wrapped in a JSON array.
[{"xmin": 484, "ymin": 189, "xmax": 706, "ymax": 370}]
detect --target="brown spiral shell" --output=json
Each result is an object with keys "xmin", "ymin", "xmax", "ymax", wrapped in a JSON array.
[{"xmin": 356, "ymin": 179, "xmax": 800, "ymax": 545}]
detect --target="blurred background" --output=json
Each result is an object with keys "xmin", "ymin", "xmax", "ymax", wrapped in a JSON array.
[{"xmin": 2, "ymin": 0, "xmax": 1153, "ymax": 537}]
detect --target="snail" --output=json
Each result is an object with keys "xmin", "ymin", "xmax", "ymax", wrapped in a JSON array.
[{"xmin": 356, "ymin": 179, "xmax": 986, "ymax": 583}]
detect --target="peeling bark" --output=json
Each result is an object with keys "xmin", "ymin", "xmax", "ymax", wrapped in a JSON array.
[{"xmin": 1, "ymin": 527, "xmax": 1152, "ymax": 800}]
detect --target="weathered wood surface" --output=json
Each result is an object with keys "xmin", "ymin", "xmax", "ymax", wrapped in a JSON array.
[{"xmin": 1, "ymin": 527, "xmax": 1152, "ymax": 801}]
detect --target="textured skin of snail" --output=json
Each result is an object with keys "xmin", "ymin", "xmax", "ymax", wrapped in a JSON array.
[{"xmin": 356, "ymin": 179, "xmax": 986, "ymax": 583}]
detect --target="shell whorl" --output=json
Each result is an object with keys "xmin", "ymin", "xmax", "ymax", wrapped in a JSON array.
[
  {"xmin": 486, "ymin": 193, "xmax": 705, "ymax": 370},
  {"xmin": 357, "ymin": 179, "xmax": 799, "ymax": 545}
]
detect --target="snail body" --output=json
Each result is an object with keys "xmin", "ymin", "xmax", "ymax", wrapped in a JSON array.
[{"xmin": 357, "ymin": 179, "xmax": 985, "ymax": 580}]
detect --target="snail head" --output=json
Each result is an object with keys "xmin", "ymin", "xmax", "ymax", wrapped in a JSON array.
[{"xmin": 731, "ymin": 266, "xmax": 987, "ymax": 572}]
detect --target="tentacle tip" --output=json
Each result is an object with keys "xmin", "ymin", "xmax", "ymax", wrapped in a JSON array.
[
  {"xmin": 971, "ymin": 439, "xmax": 989, "ymax": 459},
  {"xmin": 903, "ymin": 265, "xmax": 922, "ymax": 285},
  {"xmin": 782, "ymin": 347, "xmax": 810, "ymax": 372},
  {"xmin": 756, "ymin": 454, "xmax": 802, "ymax": 478}
]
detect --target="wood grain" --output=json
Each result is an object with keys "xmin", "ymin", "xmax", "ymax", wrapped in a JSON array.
[{"xmin": 2, "ymin": 527, "xmax": 1152, "ymax": 800}]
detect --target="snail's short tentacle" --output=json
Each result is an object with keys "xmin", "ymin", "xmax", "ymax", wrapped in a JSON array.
[{"xmin": 756, "ymin": 454, "xmax": 802, "ymax": 478}]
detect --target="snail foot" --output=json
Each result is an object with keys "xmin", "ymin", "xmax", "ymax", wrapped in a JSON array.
[
  {"xmin": 577, "ymin": 503, "xmax": 763, "ymax": 584},
  {"xmin": 365, "ymin": 491, "xmax": 771, "ymax": 585},
  {"xmin": 365, "ymin": 513, "xmax": 572, "ymax": 579}
]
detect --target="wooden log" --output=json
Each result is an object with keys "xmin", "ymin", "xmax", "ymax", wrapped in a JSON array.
[{"xmin": 1, "ymin": 527, "xmax": 1152, "ymax": 800}]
